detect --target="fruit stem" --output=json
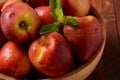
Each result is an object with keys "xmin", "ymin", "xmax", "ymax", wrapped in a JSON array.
[{"xmin": 19, "ymin": 21, "xmax": 28, "ymax": 30}]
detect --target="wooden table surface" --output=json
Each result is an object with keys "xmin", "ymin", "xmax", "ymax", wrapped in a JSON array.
[{"xmin": 86, "ymin": 0, "xmax": 120, "ymax": 80}]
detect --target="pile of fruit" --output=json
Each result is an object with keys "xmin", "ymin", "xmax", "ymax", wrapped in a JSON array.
[{"xmin": 0, "ymin": 0, "xmax": 103, "ymax": 79}]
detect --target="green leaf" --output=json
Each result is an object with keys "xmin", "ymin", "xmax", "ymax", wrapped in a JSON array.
[
  {"xmin": 39, "ymin": 0, "xmax": 80, "ymax": 35},
  {"xmin": 49, "ymin": 0, "xmax": 63, "ymax": 22},
  {"xmin": 63, "ymin": 16, "xmax": 80, "ymax": 26},
  {"xmin": 55, "ymin": 8, "xmax": 63, "ymax": 22},
  {"xmin": 39, "ymin": 22, "xmax": 60, "ymax": 34},
  {"xmin": 49, "ymin": 0, "xmax": 57, "ymax": 20},
  {"xmin": 56, "ymin": 0, "xmax": 62, "ymax": 9}
]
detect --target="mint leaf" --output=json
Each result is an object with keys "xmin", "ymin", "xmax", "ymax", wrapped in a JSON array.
[
  {"xmin": 39, "ymin": 0, "xmax": 80, "ymax": 35},
  {"xmin": 49, "ymin": 0, "xmax": 63, "ymax": 22},
  {"xmin": 63, "ymin": 16, "xmax": 80, "ymax": 26},
  {"xmin": 56, "ymin": 0, "xmax": 62, "ymax": 9},
  {"xmin": 55, "ymin": 0, "xmax": 63, "ymax": 22},
  {"xmin": 39, "ymin": 22, "xmax": 60, "ymax": 34},
  {"xmin": 55, "ymin": 8, "xmax": 63, "ymax": 22},
  {"xmin": 49, "ymin": 0, "xmax": 57, "ymax": 20}
]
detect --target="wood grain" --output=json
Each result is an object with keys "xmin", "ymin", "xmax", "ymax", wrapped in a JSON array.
[
  {"xmin": 87, "ymin": 0, "xmax": 120, "ymax": 80},
  {"xmin": 113, "ymin": 0, "xmax": 120, "ymax": 42},
  {"xmin": 91, "ymin": 0, "xmax": 120, "ymax": 49}
]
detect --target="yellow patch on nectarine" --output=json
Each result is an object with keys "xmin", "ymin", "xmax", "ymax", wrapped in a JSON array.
[{"xmin": 36, "ymin": 46, "xmax": 45, "ymax": 61}]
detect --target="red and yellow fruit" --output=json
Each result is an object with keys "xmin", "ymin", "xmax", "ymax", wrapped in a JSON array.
[
  {"xmin": 28, "ymin": 32, "xmax": 73, "ymax": 77},
  {"xmin": 0, "ymin": 0, "xmax": 103, "ymax": 78},
  {"xmin": 0, "ymin": 41, "xmax": 32, "ymax": 78},
  {"xmin": 1, "ymin": 2, "xmax": 41, "ymax": 44},
  {"xmin": 63, "ymin": 16, "xmax": 103, "ymax": 62}
]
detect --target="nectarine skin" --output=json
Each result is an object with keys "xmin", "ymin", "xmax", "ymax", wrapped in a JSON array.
[
  {"xmin": 1, "ymin": 2, "xmax": 41, "ymax": 44},
  {"xmin": 29, "ymin": 32, "xmax": 73, "ymax": 77},
  {"xmin": 1, "ymin": 0, "xmax": 23, "ymax": 12},
  {"xmin": 61, "ymin": 0, "xmax": 90, "ymax": 17},
  {"xmin": 0, "ymin": 41, "xmax": 32, "ymax": 78},
  {"xmin": 0, "ymin": 0, "xmax": 6, "ymax": 10},
  {"xmin": 63, "ymin": 16, "xmax": 103, "ymax": 62},
  {"xmin": 35, "ymin": 6, "xmax": 55, "ymax": 25}
]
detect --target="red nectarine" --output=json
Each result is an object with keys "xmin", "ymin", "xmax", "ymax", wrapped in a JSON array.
[
  {"xmin": 63, "ymin": 16, "xmax": 103, "ymax": 62},
  {"xmin": 0, "ymin": 41, "xmax": 32, "ymax": 78},
  {"xmin": 29, "ymin": 32, "xmax": 73, "ymax": 77}
]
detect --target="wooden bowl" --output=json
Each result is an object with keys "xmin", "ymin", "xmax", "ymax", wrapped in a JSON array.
[{"xmin": 0, "ymin": 6, "xmax": 106, "ymax": 80}]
